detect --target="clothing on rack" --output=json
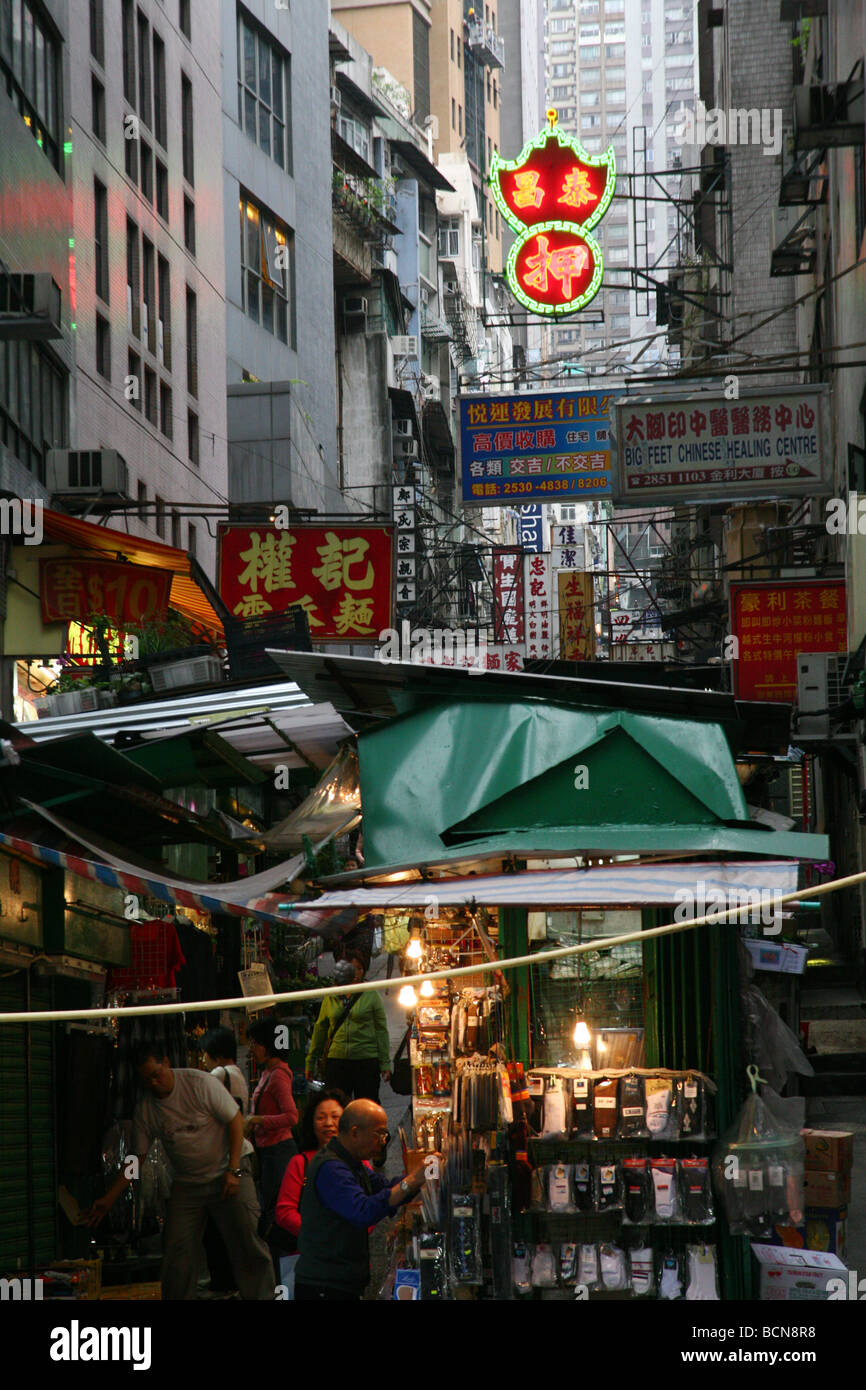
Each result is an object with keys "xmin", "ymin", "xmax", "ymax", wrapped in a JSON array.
[
  {"xmin": 59, "ymin": 1031, "xmax": 114, "ymax": 1175},
  {"xmin": 108, "ymin": 917, "xmax": 186, "ymax": 992}
]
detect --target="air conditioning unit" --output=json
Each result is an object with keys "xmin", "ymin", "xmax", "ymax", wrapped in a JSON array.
[
  {"xmin": 344, "ymin": 296, "xmax": 368, "ymax": 317},
  {"xmin": 394, "ymin": 418, "xmax": 413, "ymax": 438},
  {"xmin": 47, "ymin": 449, "xmax": 130, "ymax": 499},
  {"xmin": 331, "ymin": 84, "xmax": 341, "ymax": 110},
  {"xmin": 796, "ymin": 651, "xmax": 853, "ymax": 741},
  {"xmin": 420, "ymin": 373, "xmax": 440, "ymax": 401},
  {"xmin": 394, "ymin": 438, "xmax": 419, "ymax": 460},
  {"xmin": 794, "ymin": 80, "xmax": 865, "ymax": 149},
  {"xmin": 391, "ymin": 335, "xmax": 419, "ymax": 357},
  {"xmin": 0, "ymin": 272, "xmax": 62, "ymax": 339}
]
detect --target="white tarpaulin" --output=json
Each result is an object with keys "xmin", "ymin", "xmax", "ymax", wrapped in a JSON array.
[{"xmin": 285, "ymin": 859, "xmax": 800, "ymax": 910}]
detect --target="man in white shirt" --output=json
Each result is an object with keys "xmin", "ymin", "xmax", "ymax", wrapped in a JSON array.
[{"xmin": 88, "ymin": 1043, "xmax": 274, "ymax": 1300}]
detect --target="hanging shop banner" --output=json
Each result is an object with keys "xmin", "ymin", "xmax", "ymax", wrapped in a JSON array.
[
  {"xmin": 217, "ymin": 524, "xmax": 393, "ymax": 641},
  {"xmin": 524, "ymin": 552, "xmax": 552, "ymax": 660},
  {"xmin": 558, "ymin": 570, "xmax": 595, "ymax": 661},
  {"xmin": 730, "ymin": 578, "xmax": 847, "ymax": 702},
  {"xmin": 610, "ymin": 640, "xmax": 676, "ymax": 663},
  {"xmin": 460, "ymin": 389, "xmax": 614, "ymax": 505},
  {"xmin": 614, "ymin": 387, "xmax": 830, "ymax": 504},
  {"xmin": 493, "ymin": 548, "xmax": 525, "ymax": 643},
  {"xmin": 40, "ymin": 558, "xmax": 172, "ymax": 626},
  {"xmin": 489, "ymin": 110, "xmax": 615, "ymax": 317},
  {"xmin": 517, "ymin": 504, "xmax": 544, "ymax": 552}
]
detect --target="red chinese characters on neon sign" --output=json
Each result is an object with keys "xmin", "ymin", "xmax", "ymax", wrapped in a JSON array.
[{"xmin": 489, "ymin": 109, "xmax": 616, "ymax": 317}]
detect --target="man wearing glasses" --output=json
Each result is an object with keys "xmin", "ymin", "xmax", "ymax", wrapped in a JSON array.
[{"xmin": 295, "ymin": 1099, "xmax": 436, "ymax": 1301}]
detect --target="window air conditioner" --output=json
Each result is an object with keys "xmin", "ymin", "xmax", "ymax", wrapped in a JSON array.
[
  {"xmin": 47, "ymin": 449, "xmax": 130, "ymax": 498},
  {"xmin": 344, "ymin": 296, "xmax": 368, "ymax": 316},
  {"xmin": 394, "ymin": 418, "xmax": 413, "ymax": 438},
  {"xmin": 394, "ymin": 438, "xmax": 419, "ymax": 460},
  {"xmin": 0, "ymin": 272, "xmax": 62, "ymax": 338}
]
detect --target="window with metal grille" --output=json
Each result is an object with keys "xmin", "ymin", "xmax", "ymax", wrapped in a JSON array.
[
  {"xmin": 0, "ymin": 336, "xmax": 66, "ymax": 482},
  {"xmin": 94, "ymin": 179, "xmax": 108, "ymax": 301}
]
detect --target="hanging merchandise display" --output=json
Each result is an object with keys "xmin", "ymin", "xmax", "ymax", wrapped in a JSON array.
[{"xmin": 712, "ymin": 1066, "xmax": 805, "ymax": 1239}]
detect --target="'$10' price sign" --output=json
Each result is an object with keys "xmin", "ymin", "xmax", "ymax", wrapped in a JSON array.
[{"xmin": 489, "ymin": 109, "xmax": 616, "ymax": 317}]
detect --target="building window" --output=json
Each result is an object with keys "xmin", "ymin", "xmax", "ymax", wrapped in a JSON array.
[
  {"xmin": 171, "ymin": 509, "xmax": 181, "ymax": 548},
  {"xmin": 154, "ymin": 494, "xmax": 165, "ymax": 538},
  {"xmin": 456, "ymin": 34, "xmax": 461, "ymax": 68},
  {"xmin": 458, "ymin": 104, "xmax": 462, "ymax": 136},
  {"xmin": 159, "ymin": 381, "xmax": 172, "ymax": 439},
  {"xmin": 140, "ymin": 139, "xmax": 153, "ymax": 203},
  {"xmin": 128, "ymin": 349, "xmax": 141, "ymax": 409},
  {"xmin": 144, "ymin": 365, "xmax": 157, "ymax": 424},
  {"xmin": 184, "ymin": 196, "xmax": 196, "ymax": 254},
  {"xmin": 337, "ymin": 113, "xmax": 370, "ymax": 163},
  {"xmin": 94, "ymin": 179, "xmax": 109, "ymax": 302},
  {"xmin": 95, "ymin": 313, "xmax": 110, "ymax": 379},
  {"xmin": 142, "ymin": 235, "xmax": 155, "ymax": 353},
  {"xmin": 439, "ymin": 217, "xmax": 460, "ymax": 258},
  {"xmin": 186, "ymin": 287, "xmax": 197, "ymax": 397},
  {"xmin": 450, "ymin": 27, "xmax": 454, "ymax": 60},
  {"xmin": 153, "ymin": 32, "xmax": 166, "ymax": 147},
  {"xmin": 239, "ymin": 192, "xmax": 291, "ymax": 344},
  {"xmin": 157, "ymin": 254, "xmax": 171, "ymax": 368},
  {"xmin": 156, "ymin": 159, "xmax": 168, "ymax": 219},
  {"xmin": 124, "ymin": 125, "xmax": 138, "ymax": 182},
  {"xmin": 237, "ymin": 7, "xmax": 290, "ymax": 172},
  {"xmin": 0, "ymin": 338, "xmax": 67, "ymax": 482},
  {"xmin": 136, "ymin": 7, "xmax": 152, "ymax": 128},
  {"xmin": 126, "ymin": 217, "xmax": 140, "ymax": 336},
  {"xmin": 451, "ymin": 97, "xmax": 455, "ymax": 130},
  {"xmin": 856, "ymin": 145, "xmax": 866, "ymax": 253},
  {"xmin": 0, "ymin": 0, "xmax": 62, "ymax": 171},
  {"xmin": 187, "ymin": 409, "xmax": 199, "ymax": 466},
  {"xmin": 181, "ymin": 72, "xmax": 194, "ymax": 184},
  {"xmin": 91, "ymin": 74, "xmax": 105, "ymax": 143},
  {"xmin": 122, "ymin": 0, "xmax": 135, "ymax": 102},
  {"xmin": 137, "ymin": 480, "xmax": 147, "ymax": 511},
  {"xmin": 90, "ymin": 0, "xmax": 104, "ymax": 65},
  {"xmin": 179, "ymin": 0, "xmax": 190, "ymax": 40},
  {"xmin": 187, "ymin": 519, "xmax": 197, "ymax": 556}
]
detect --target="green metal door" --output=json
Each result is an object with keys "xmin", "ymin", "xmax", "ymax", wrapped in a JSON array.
[{"xmin": 0, "ymin": 974, "xmax": 57, "ymax": 1272}]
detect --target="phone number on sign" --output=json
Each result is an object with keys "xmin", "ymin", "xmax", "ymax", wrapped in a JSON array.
[{"xmin": 498, "ymin": 477, "xmax": 609, "ymax": 495}]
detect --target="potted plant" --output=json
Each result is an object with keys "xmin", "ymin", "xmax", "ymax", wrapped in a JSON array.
[
  {"xmin": 46, "ymin": 668, "xmax": 118, "ymax": 717},
  {"xmin": 126, "ymin": 613, "xmax": 224, "ymax": 692}
]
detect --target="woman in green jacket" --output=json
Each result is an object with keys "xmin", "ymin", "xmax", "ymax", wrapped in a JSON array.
[{"xmin": 305, "ymin": 953, "xmax": 392, "ymax": 1103}]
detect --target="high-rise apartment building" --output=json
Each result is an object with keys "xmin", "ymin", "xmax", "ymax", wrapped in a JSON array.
[
  {"xmin": 543, "ymin": 0, "xmax": 698, "ymax": 378},
  {"xmin": 221, "ymin": 0, "xmax": 341, "ymax": 514}
]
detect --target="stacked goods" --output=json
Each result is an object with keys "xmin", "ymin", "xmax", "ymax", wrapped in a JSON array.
[{"xmin": 775, "ymin": 1129, "xmax": 854, "ymax": 1259}]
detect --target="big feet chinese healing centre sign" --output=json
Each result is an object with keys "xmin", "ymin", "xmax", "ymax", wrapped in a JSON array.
[{"xmin": 489, "ymin": 109, "xmax": 616, "ymax": 317}]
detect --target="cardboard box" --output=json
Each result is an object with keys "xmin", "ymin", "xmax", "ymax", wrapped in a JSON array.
[
  {"xmin": 803, "ymin": 1168, "xmax": 851, "ymax": 1207},
  {"xmin": 752, "ymin": 1244, "xmax": 848, "ymax": 1301},
  {"xmin": 802, "ymin": 1129, "xmax": 854, "ymax": 1174},
  {"xmin": 804, "ymin": 1207, "xmax": 848, "ymax": 1262}
]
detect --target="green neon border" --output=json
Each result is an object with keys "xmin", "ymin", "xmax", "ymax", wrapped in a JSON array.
[
  {"xmin": 506, "ymin": 221, "xmax": 604, "ymax": 317},
  {"xmin": 489, "ymin": 123, "xmax": 617, "ymax": 236}
]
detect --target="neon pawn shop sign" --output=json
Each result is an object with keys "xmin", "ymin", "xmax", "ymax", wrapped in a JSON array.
[{"xmin": 489, "ymin": 108, "xmax": 616, "ymax": 317}]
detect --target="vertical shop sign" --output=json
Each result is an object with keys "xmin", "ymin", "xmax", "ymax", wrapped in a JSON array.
[
  {"xmin": 493, "ymin": 548, "xmax": 526, "ymax": 643},
  {"xmin": 558, "ymin": 570, "xmax": 596, "ymax": 661},
  {"xmin": 524, "ymin": 552, "xmax": 552, "ymax": 660},
  {"xmin": 517, "ymin": 505, "xmax": 544, "ymax": 553},
  {"xmin": 393, "ymin": 485, "xmax": 417, "ymax": 606}
]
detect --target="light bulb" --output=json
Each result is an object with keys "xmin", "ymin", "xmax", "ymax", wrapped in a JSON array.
[
  {"xmin": 419, "ymin": 979, "xmax": 434, "ymax": 997},
  {"xmin": 405, "ymin": 936, "xmax": 423, "ymax": 960},
  {"xmin": 573, "ymin": 1020, "xmax": 591, "ymax": 1047},
  {"xmin": 398, "ymin": 984, "xmax": 418, "ymax": 1008}
]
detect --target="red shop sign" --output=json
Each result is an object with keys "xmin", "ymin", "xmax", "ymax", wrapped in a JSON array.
[{"xmin": 40, "ymin": 558, "xmax": 172, "ymax": 627}]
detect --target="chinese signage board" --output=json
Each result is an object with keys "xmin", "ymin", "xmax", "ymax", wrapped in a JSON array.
[
  {"xmin": 490, "ymin": 112, "xmax": 615, "ymax": 316},
  {"xmin": 558, "ymin": 570, "xmax": 595, "ymax": 661},
  {"xmin": 730, "ymin": 579, "xmax": 847, "ymax": 702},
  {"xmin": 460, "ymin": 389, "xmax": 614, "ymax": 505},
  {"xmin": 493, "ymin": 548, "xmax": 525, "ymax": 643},
  {"xmin": 614, "ymin": 388, "xmax": 830, "ymax": 504},
  {"xmin": 217, "ymin": 524, "xmax": 393, "ymax": 642},
  {"xmin": 40, "ymin": 558, "xmax": 172, "ymax": 627},
  {"xmin": 524, "ymin": 552, "xmax": 552, "ymax": 660}
]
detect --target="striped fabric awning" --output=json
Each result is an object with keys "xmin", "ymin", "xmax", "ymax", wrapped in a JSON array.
[{"xmin": 0, "ymin": 830, "xmax": 303, "ymax": 929}]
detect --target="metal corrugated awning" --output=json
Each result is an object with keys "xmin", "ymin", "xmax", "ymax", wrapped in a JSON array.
[
  {"xmin": 286, "ymin": 860, "xmax": 802, "ymax": 910},
  {"xmin": 39, "ymin": 508, "xmax": 226, "ymax": 637}
]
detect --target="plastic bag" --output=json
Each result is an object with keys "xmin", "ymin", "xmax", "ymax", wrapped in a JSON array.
[
  {"xmin": 741, "ymin": 984, "xmax": 814, "ymax": 1091},
  {"xmin": 712, "ymin": 1076, "xmax": 804, "ymax": 1237}
]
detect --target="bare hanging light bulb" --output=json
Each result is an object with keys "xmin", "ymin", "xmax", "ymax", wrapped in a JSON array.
[
  {"xmin": 398, "ymin": 984, "xmax": 418, "ymax": 1008},
  {"xmin": 405, "ymin": 934, "xmax": 423, "ymax": 960},
  {"xmin": 419, "ymin": 978, "xmax": 435, "ymax": 997}
]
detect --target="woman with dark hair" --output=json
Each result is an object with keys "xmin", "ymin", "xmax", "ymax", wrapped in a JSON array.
[
  {"xmin": 246, "ymin": 1018, "xmax": 299, "ymax": 1275},
  {"xmin": 274, "ymin": 1089, "xmax": 347, "ymax": 1298}
]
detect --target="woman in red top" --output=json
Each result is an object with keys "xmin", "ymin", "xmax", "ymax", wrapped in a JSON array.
[
  {"xmin": 246, "ymin": 1018, "xmax": 300, "ymax": 1274},
  {"xmin": 274, "ymin": 1089, "xmax": 346, "ymax": 1298}
]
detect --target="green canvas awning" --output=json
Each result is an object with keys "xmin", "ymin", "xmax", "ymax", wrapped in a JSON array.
[
  {"xmin": 121, "ymin": 728, "xmax": 268, "ymax": 789},
  {"xmin": 356, "ymin": 700, "xmax": 829, "ymax": 871}
]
